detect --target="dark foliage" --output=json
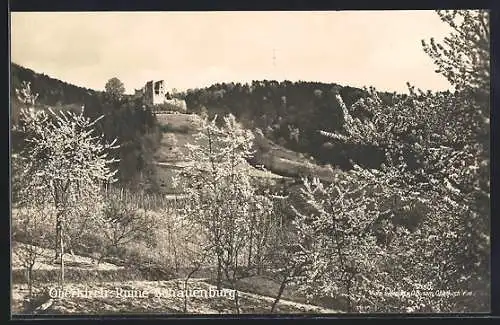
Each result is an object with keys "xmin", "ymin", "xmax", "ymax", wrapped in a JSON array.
[
  {"xmin": 11, "ymin": 63, "xmax": 161, "ymax": 191},
  {"xmin": 184, "ymin": 80, "xmax": 394, "ymax": 169}
]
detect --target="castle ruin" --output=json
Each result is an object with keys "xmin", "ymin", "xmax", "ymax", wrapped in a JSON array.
[{"xmin": 134, "ymin": 80, "xmax": 187, "ymax": 112}]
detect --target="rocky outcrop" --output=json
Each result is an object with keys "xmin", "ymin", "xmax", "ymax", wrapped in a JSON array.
[{"xmin": 153, "ymin": 113, "xmax": 285, "ymax": 194}]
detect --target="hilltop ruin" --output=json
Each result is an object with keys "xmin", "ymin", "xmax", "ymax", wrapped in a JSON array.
[{"xmin": 134, "ymin": 80, "xmax": 187, "ymax": 113}]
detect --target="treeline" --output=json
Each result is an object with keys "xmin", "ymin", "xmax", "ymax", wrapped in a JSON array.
[
  {"xmin": 11, "ymin": 63, "xmax": 99, "ymax": 107},
  {"xmin": 11, "ymin": 64, "xmax": 161, "ymax": 190},
  {"xmin": 184, "ymin": 81, "xmax": 395, "ymax": 169}
]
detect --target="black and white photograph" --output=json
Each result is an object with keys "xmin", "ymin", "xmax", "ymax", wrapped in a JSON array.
[{"xmin": 10, "ymin": 10, "xmax": 490, "ymax": 315}]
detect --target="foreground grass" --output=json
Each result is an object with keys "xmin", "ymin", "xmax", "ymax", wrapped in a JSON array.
[
  {"xmin": 11, "ymin": 242, "xmax": 123, "ymax": 272},
  {"xmin": 12, "ymin": 280, "xmax": 338, "ymax": 314},
  {"xmin": 12, "ymin": 242, "xmax": 176, "ymax": 284},
  {"xmin": 12, "ymin": 242, "xmax": 338, "ymax": 314}
]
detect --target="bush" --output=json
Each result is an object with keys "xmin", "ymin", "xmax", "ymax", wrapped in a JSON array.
[{"xmin": 160, "ymin": 124, "xmax": 190, "ymax": 134}]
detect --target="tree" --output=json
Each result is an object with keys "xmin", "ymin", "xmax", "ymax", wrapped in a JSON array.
[
  {"xmin": 13, "ymin": 196, "xmax": 51, "ymax": 302},
  {"xmin": 105, "ymin": 77, "xmax": 126, "ymax": 99},
  {"xmin": 245, "ymin": 193, "xmax": 275, "ymax": 274},
  {"xmin": 15, "ymin": 81, "xmax": 119, "ymax": 289},
  {"xmin": 179, "ymin": 113, "xmax": 257, "ymax": 313},
  {"xmin": 265, "ymin": 211, "xmax": 309, "ymax": 313},
  {"xmin": 177, "ymin": 219, "xmax": 212, "ymax": 313},
  {"xmin": 97, "ymin": 187, "xmax": 157, "ymax": 265},
  {"xmin": 422, "ymin": 10, "xmax": 489, "ymax": 108},
  {"xmin": 290, "ymin": 169, "xmax": 403, "ymax": 312},
  {"xmin": 290, "ymin": 10, "xmax": 490, "ymax": 312}
]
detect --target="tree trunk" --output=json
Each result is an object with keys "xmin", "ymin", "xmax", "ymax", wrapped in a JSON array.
[
  {"xmin": 183, "ymin": 265, "xmax": 200, "ymax": 313},
  {"xmin": 53, "ymin": 185, "xmax": 65, "ymax": 262},
  {"xmin": 255, "ymin": 242, "xmax": 262, "ymax": 275},
  {"xmin": 27, "ymin": 264, "xmax": 34, "ymax": 298},
  {"xmin": 247, "ymin": 228, "xmax": 253, "ymax": 269},
  {"xmin": 234, "ymin": 290, "xmax": 240, "ymax": 315},
  {"xmin": 54, "ymin": 216, "xmax": 62, "ymax": 262},
  {"xmin": 222, "ymin": 266, "xmax": 240, "ymax": 315},
  {"xmin": 271, "ymin": 275, "xmax": 288, "ymax": 313},
  {"xmin": 59, "ymin": 222, "xmax": 65, "ymax": 291},
  {"xmin": 216, "ymin": 255, "xmax": 222, "ymax": 290},
  {"xmin": 183, "ymin": 280, "xmax": 189, "ymax": 313},
  {"xmin": 231, "ymin": 275, "xmax": 240, "ymax": 314},
  {"xmin": 170, "ymin": 230, "xmax": 179, "ymax": 274},
  {"xmin": 97, "ymin": 253, "xmax": 105, "ymax": 265},
  {"xmin": 346, "ymin": 279, "xmax": 352, "ymax": 312}
]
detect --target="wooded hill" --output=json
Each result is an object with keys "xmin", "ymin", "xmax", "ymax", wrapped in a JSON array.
[
  {"xmin": 10, "ymin": 62, "xmax": 408, "ymax": 188},
  {"xmin": 11, "ymin": 63, "xmax": 161, "ymax": 191},
  {"xmin": 184, "ymin": 81, "xmax": 396, "ymax": 170}
]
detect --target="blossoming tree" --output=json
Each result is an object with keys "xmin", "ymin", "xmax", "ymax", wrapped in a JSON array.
[
  {"xmin": 15, "ymin": 81, "xmax": 119, "ymax": 288},
  {"xmin": 290, "ymin": 10, "xmax": 489, "ymax": 312}
]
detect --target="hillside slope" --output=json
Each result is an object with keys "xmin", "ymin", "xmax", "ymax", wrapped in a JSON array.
[
  {"xmin": 11, "ymin": 62, "xmax": 102, "ymax": 123},
  {"xmin": 152, "ymin": 112, "xmax": 339, "ymax": 194},
  {"xmin": 152, "ymin": 113, "xmax": 289, "ymax": 194},
  {"xmin": 11, "ymin": 63, "xmax": 161, "ymax": 189},
  {"xmin": 184, "ymin": 81, "xmax": 398, "ymax": 170},
  {"xmin": 11, "ymin": 63, "xmax": 340, "ymax": 192},
  {"xmin": 11, "ymin": 62, "xmax": 100, "ymax": 105}
]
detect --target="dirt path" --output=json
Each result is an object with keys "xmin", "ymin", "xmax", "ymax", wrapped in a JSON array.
[
  {"xmin": 235, "ymin": 289, "xmax": 338, "ymax": 313},
  {"xmin": 193, "ymin": 278, "xmax": 339, "ymax": 313},
  {"xmin": 12, "ymin": 242, "xmax": 338, "ymax": 314},
  {"xmin": 12, "ymin": 279, "xmax": 338, "ymax": 314}
]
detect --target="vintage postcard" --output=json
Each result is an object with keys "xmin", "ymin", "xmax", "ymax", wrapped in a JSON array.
[{"xmin": 10, "ymin": 10, "xmax": 490, "ymax": 316}]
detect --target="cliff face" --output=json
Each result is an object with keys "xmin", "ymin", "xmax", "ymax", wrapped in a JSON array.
[{"xmin": 152, "ymin": 113, "xmax": 199, "ymax": 193}]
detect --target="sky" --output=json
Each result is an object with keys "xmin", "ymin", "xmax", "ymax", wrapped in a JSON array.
[{"xmin": 11, "ymin": 11, "xmax": 454, "ymax": 94}]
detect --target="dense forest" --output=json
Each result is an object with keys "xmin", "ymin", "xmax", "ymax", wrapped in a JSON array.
[
  {"xmin": 184, "ymin": 81, "xmax": 401, "ymax": 169},
  {"xmin": 11, "ymin": 63, "xmax": 99, "ymax": 111},
  {"xmin": 11, "ymin": 63, "xmax": 161, "ymax": 190}
]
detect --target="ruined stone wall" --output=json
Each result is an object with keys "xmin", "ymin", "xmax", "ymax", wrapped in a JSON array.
[
  {"xmin": 152, "ymin": 80, "xmax": 167, "ymax": 105},
  {"xmin": 143, "ymin": 81, "xmax": 154, "ymax": 106}
]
